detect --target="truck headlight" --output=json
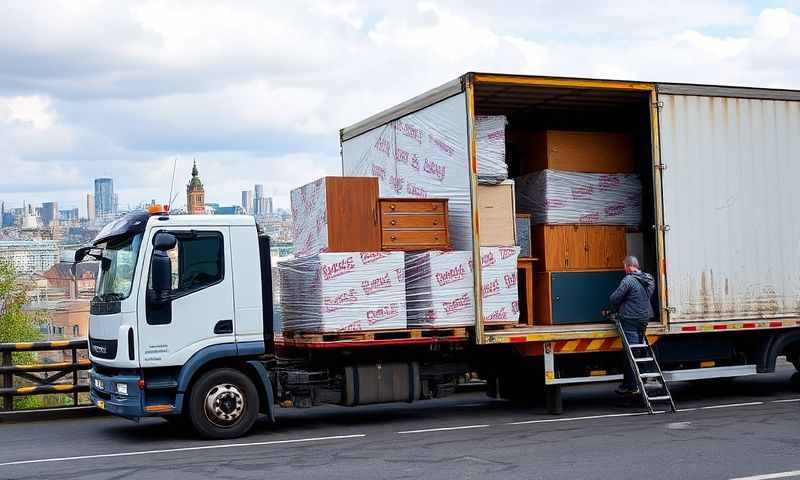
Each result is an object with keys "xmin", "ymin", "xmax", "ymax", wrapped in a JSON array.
[{"xmin": 115, "ymin": 383, "xmax": 128, "ymax": 396}]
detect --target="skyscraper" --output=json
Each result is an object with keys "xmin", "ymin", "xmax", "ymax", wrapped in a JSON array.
[
  {"xmin": 254, "ymin": 184, "xmax": 264, "ymax": 215},
  {"xmin": 41, "ymin": 202, "xmax": 58, "ymax": 226},
  {"xmin": 241, "ymin": 190, "xmax": 253, "ymax": 213},
  {"xmin": 94, "ymin": 178, "xmax": 114, "ymax": 219},
  {"xmin": 254, "ymin": 184, "xmax": 264, "ymax": 200},
  {"xmin": 86, "ymin": 193, "xmax": 95, "ymax": 222},
  {"xmin": 186, "ymin": 160, "xmax": 205, "ymax": 214},
  {"xmin": 267, "ymin": 197, "xmax": 273, "ymax": 215}
]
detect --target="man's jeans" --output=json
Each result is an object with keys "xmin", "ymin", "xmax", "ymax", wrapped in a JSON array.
[{"xmin": 620, "ymin": 318, "xmax": 648, "ymax": 390}]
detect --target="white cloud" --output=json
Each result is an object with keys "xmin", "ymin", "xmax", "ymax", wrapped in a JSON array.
[{"xmin": 0, "ymin": 1, "xmax": 798, "ymax": 212}]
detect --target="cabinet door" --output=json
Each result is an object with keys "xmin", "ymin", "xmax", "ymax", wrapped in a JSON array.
[
  {"xmin": 602, "ymin": 226, "xmax": 627, "ymax": 269},
  {"xmin": 585, "ymin": 226, "xmax": 626, "ymax": 269},
  {"xmin": 563, "ymin": 225, "xmax": 589, "ymax": 270},
  {"xmin": 536, "ymin": 225, "xmax": 567, "ymax": 270},
  {"xmin": 326, "ymin": 177, "xmax": 381, "ymax": 251}
]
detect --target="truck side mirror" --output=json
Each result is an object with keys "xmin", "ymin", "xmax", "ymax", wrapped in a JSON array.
[
  {"xmin": 153, "ymin": 232, "xmax": 177, "ymax": 251},
  {"xmin": 151, "ymin": 251, "xmax": 172, "ymax": 294}
]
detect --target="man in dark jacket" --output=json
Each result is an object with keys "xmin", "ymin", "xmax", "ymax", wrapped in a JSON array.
[{"xmin": 609, "ymin": 255, "xmax": 656, "ymax": 395}]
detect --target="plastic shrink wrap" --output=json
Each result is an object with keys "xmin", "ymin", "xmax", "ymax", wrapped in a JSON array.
[
  {"xmin": 342, "ymin": 94, "xmax": 473, "ymax": 250},
  {"xmin": 278, "ymin": 252, "xmax": 407, "ymax": 333},
  {"xmin": 405, "ymin": 251, "xmax": 474, "ymax": 327},
  {"xmin": 405, "ymin": 247, "xmax": 520, "ymax": 328},
  {"xmin": 476, "ymin": 115, "xmax": 508, "ymax": 184},
  {"xmin": 515, "ymin": 169, "xmax": 641, "ymax": 226},
  {"xmin": 479, "ymin": 246, "xmax": 521, "ymax": 324},
  {"xmin": 290, "ymin": 178, "xmax": 328, "ymax": 258}
]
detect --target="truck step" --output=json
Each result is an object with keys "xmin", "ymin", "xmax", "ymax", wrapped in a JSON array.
[
  {"xmin": 635, "ymin": 357, "xmax": 654, "ymax": 362},
  {"xmin": 647, "ymin": 395, "xmax": 672, "ymax": 402}
]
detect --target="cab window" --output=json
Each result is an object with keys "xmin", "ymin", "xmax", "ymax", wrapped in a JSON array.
[{"xmin": 152, "ymin": 231, "xmax": 224, "ymax": 295}]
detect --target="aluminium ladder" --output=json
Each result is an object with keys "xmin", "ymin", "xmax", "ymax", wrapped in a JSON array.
[{"xmin": 615, "ymin": 318, "xmax": 677, "ymax": 414}]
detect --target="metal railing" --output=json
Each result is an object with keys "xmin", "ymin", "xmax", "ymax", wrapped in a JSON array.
[{"xmin": 0, "ymin": 339, "xmax": 91, "ymax": 412}]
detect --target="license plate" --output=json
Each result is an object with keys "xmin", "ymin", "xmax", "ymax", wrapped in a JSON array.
[
  {"xmin": 97, "ymin": 400, "xmax": 105, "ymax": 410},
  {"xmin": 94, "ymin": 378, "xmax": 104, "ymax": 390}
]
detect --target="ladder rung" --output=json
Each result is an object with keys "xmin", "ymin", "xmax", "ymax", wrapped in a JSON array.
[
  {"xmin": 640, "ymin": 373, "xmax": 662, "ymax": 378},
  {"xmin": 644, "ymin": 382, "xmax": 663, "ymax": 388},
  {"xmin": 634, "ymin": 357, "xmax": 654, "ymax": 362},
  {"xmin": 647, "ymin": 395, "xmax": 672, "ymax": 401},
  {"xmin": 629, "ymin": 344, "xmax": 648, "ymax": 348}
]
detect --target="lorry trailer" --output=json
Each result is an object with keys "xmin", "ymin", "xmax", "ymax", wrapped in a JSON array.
[{"xmin": 81, "ymin": 72, "xmax": 800, "ymax": 439}]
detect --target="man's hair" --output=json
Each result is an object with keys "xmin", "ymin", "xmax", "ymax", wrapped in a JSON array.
[{"xmin": 623, "ymin": 256, "xmax": 640, "ymax": 268}]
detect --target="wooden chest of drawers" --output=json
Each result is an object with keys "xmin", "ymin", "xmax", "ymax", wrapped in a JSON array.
[{"xmin": 379, "ymin": 199, "xmax": 449, "ymax": 251}]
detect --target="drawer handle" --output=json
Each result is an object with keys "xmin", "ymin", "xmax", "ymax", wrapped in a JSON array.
[
  {"xmin": 390, "ymin": 204, "xmax": 396, "ymax": 210},
  {"xmin": 390, "ymin": 235, "xmax": 396, "ymax": 241},
  {"xmin": 432, "ymin": 205, "xmax": 438, "ymax": 211},
  {"xmin": 390, "ymin": 219, "xmax": 397, "ymax": 226},
  {"xmin": 434, "ymin": 236, "xmax": 439, "ymax": 241},
  {"xmin": 432, "ymin": 220, "xmax": 438, "ymax": 226}
]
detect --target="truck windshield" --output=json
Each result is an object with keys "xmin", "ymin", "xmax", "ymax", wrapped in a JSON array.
[{"xmin": 95, "ymin": 233, "xmax": 143, "ymax": 301}]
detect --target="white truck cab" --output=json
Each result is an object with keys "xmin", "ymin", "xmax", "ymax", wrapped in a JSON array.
[{"xmin": 80, "ymin": 209, "xmax": 275, "ymax": 438}]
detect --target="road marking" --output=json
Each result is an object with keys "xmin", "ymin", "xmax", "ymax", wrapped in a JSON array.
[
  {"xmin": 0, "ymin": 434, "xmax": 367, "ymax": 467},
  {"xmin": 506, "ymin": 411, "xmax": 651, "ymax": 425},
  {"xmin": 770, "ymin": 398, "xmax": 800, "ymax": 403},
  {"xmin": 398, "ymin": 424, "xmax": 490, "ymax": 434},
  {"xmin": 699, "ymin": 401, "xmax": 763, "ymax": 410},
  {"xmin": 729, "ymin": 470, "xmax": 800, "ymax": 480}
]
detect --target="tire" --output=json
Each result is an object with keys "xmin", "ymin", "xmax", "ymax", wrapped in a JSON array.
[{"xmin": 188, "ymin": 368, "xmax": 259, "ymax": 439}]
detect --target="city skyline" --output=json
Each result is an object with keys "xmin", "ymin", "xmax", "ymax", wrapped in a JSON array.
[{"xmin": 0, "ymin": 161, "xmax": 286, "ymax": 218}]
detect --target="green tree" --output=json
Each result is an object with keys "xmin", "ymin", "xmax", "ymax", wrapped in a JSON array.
[{"xmin": 0, "ymin": 259, "xmax": 46, "ymax": 409}]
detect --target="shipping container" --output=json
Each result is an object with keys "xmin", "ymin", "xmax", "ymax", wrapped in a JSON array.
[{"xmin": 341, "ymin": 73, "xmax": 800, "ymax": 346}]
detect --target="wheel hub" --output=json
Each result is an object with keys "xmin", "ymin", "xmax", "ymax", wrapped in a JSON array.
[{"xmin": 204, "ymin": 384, "xmax": 245, "ymax": 426}]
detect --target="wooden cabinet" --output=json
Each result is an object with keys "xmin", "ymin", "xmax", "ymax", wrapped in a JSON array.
[
  {"xmin": 534, "ymin": 225, "xmax": 626, "ymax": 271},
  {"xmin": 477, "ymin": 182, "xmax": 516, "ymax": 246},
  {"xmin": 380, "ymin": 199, "xmax": 449, "ymax": 251},
  {"xmin": 516, "ymin": 130, "xmax": 634, "ymax": 175},
  {"xmin": 291, "ymin": 177, "xmax": 381, "ymax": 256},
  {"xmin": 534, "ymin": 270, "xmax": 626, "ymax": 325}
]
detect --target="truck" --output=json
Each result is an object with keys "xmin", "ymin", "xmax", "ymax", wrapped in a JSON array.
[{"xmin": 81, "ymin": 72, "xmax": 800, "ymax": 439}]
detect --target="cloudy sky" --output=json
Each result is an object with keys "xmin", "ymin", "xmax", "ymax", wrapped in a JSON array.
[{"xmin": 1, "ymin": 0, "xmax": 799, "ymax": 213}]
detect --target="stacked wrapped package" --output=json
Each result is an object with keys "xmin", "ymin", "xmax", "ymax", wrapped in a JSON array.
[
  {"xmin": 404, "ymin": 247, "xmax": 521, "ymax": 327},
  {"xmin": 405, "ymin": 251, "xmax": 474, "ymax": 327},
  {"xmin": 290, "ymin": 178, "xmax": 327, "ymax": 258},
  {"xmin": 479, "ymin": 246, "xmax": 521, "ymax": 324},
  {"xmin": 476, "ymin": 115, "xmax": 508, "ymax": 184},
  {"xmin": 279, "ymin": 252, "xmax": 407, "ymax": 333},
  {"xmin": 515, "ymin": 169, "xmax": 641, "ymax": 225}
]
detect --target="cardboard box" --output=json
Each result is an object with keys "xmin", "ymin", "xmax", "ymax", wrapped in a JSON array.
[
  {"xmin": 477, "ymin": 181, "xmax": 516, "ymax": 246},
  {"xmin": 517, "ymin": 130, "xmax": 634, "ymax": 174}
]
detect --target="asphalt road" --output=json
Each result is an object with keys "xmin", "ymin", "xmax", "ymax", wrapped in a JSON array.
[{"xmin": 1, "ymin": 363, "xmax": 799, "ymax": 480}]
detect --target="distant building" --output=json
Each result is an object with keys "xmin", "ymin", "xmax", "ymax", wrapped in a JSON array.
[
  {"xmin": 254, "ymin": 184, "xmax": 264, "ymax": 200},
  {"xmin": 94, "ymin": 178, "xmax": 114, "ymax": 219},
  {"xmin": 59, "ymin": 208, "xmax": 79, "ymax": 225},
  {"xmin": 41, "ymin": 202, "xmax": 58, "ymax": 226},
  {"xmin": 186, "ymin": 161, "xmax": 205, "ymax": 214},
  {"xmin": 241, "ymin": 190, "xmax": 253, "ymax": 213},
  {"xmin": 86, "ymin": 193, "xmax": 95, "ymax": 222},
  {"xmin": 39, "ymin": 261, "xmax": 98, "ymax": 300},
  {"xmin": 0, "ymin": 240, "xmax": 59, "ymax": 274}
]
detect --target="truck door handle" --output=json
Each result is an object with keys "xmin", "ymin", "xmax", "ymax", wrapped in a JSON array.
[{"xmin": 214, "ymin": 320, "xmax": 233, "ymax": 334}]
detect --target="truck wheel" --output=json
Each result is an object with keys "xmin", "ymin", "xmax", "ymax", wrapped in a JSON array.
[{"xmin": 188, "ymin": 368, "xmax": 259, "ymax": 439}]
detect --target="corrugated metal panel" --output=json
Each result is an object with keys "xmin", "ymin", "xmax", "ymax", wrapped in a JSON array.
[
  {"xmin": 658, "ymin": 83, "xmax": 800, "ymax": 102},
  {"xmin": 659, "ymin": 94, "xmax": 800, "ymax": 322}
]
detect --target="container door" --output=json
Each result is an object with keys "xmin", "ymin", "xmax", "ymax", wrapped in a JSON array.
[{"xmin": 658, "ymin": 92, "xmax": 800, "ymax": 323}]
